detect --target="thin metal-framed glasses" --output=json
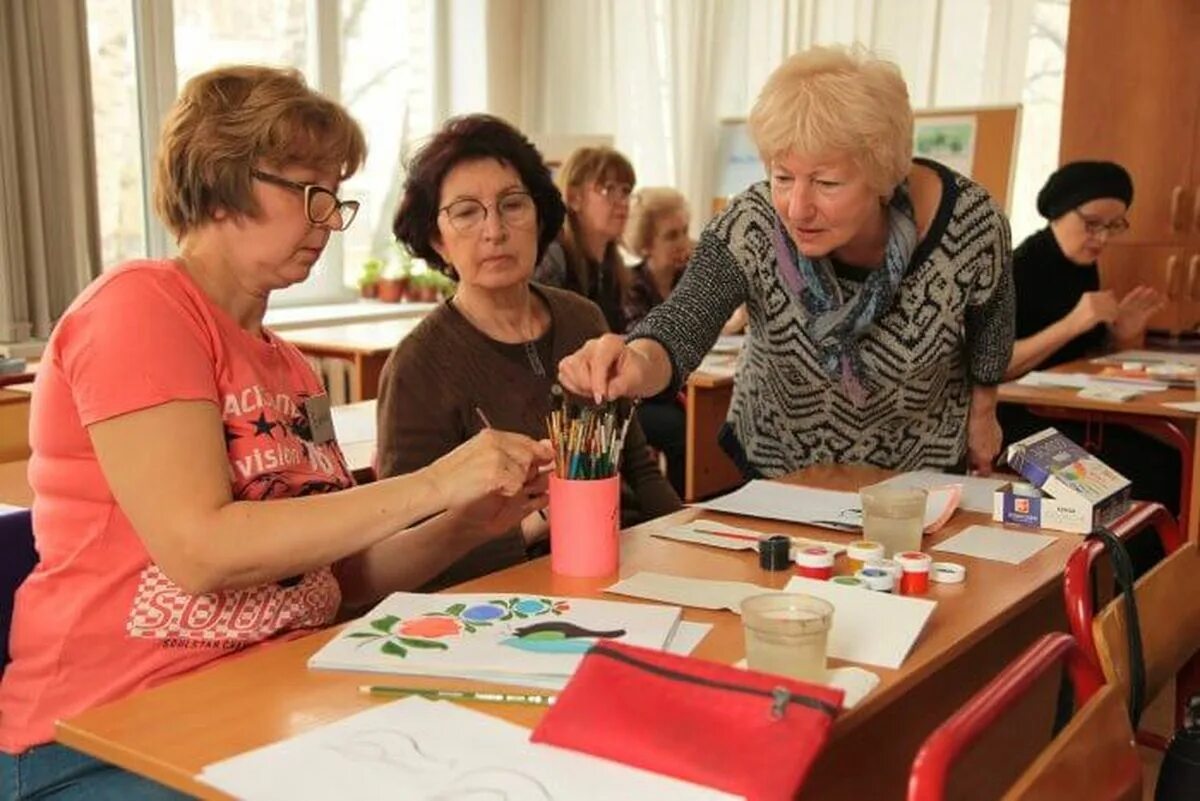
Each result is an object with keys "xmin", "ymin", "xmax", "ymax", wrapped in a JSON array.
[
  {"xmin": 250, "ymin": 169, "xmax": 360, "ymax": 231},
  {"xmin": 440, "ymin": 191, "xmax": 537, "ymax": 235},
  {"xmin": 1073, "ymin": 208, "xmax": 1129, "ymax": 239}
]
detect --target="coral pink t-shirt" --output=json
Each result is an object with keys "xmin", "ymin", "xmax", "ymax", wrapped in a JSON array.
[{"xmin": 0, "ymin": 261, "xmax": 354, "ymax": 752}]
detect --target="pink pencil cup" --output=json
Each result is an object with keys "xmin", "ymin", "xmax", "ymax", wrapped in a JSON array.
[{"xmin": 549, "ymin": 474, "xmax": 621, "ymax": 577}]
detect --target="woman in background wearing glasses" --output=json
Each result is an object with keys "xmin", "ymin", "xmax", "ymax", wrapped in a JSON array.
[
  {"xmin": 1003, "ymin": 160, "xmax": 1163, "ymax": 380},
  {"xmin": 378, "ymin": 115, "xmax": 679, "ymax": 588},
  {"xmin": 533, "ymin": 146, "xmax": 636, "ymax": 333},
  {"xmin": 999, "ymin": 160, "xmax": 1180, "ymax": 524},
  {"xmin": 0, "ymin": 69, "xmax": 552, "ymax": 798}
]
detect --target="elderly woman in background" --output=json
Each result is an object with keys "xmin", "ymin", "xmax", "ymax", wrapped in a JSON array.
[
  {"xmin": 559, "ymin": 46, "xmax": 1014, "ymax": 478},
  {"xmin": 1001, "ymin": 161, "xmax": 1178, "ymax": 520},
  {"xmin": 534, "ymin": 146, "xmax": 635, "ymax": 333},
  {"xmin": 623, "ymin": 187, "xmax": 692, "ymax": 328},
  {"xmin": 0, "ymin": 68, "xmax": 551, "ymax": 799},
  {"xmin": 377, "ymin": 115, "xmax": 679, "ymax": 589}
]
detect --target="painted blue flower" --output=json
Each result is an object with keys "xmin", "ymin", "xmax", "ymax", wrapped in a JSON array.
[
  {"xmin": 461, "ymin": 604, "xmax": 505, "ymax": 622},
  {"xmin": 512, "ymin": 599, "xmax": 550, "ymax": 615}
]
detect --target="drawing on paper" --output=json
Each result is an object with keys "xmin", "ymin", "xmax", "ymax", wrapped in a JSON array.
[{"xmin": 347, "ymin": 597, "xmax": 573, "ymax": 659}]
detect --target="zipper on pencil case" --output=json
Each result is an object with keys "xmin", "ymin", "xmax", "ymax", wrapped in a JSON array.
[{"xmin": 588, "ymin": 643, "xmax": 840, "ymax": 720}]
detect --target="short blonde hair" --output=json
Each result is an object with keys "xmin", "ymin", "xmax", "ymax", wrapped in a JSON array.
[
  {"xmin": 154, "ymin": 65, "xmax": 367, "ymax": 239},
  {"xmin": 625, "ymin": 187, "xmax": 687, "ymax": 255},
  {"xmin": 747, "ymin": 46, "xmax": 913, "ymax": 195}
]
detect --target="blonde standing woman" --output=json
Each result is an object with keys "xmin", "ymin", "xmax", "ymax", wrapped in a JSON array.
[
  {"xmin": 0, "ymin": 67, "xmax": 551, "ymax": 799},
  {"xmin": 559, "ymin": 46, "xmax": 1015, "ymax": 478}
]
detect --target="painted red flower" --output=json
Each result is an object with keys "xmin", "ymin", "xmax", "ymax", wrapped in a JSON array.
[{"xmin": 396, "ymin": 616, "xmax": 461, "ymax": 638}]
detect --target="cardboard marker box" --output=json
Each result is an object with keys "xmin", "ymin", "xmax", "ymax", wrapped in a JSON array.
[{"xmin": 992, "ymin": 428, "xmax": 1132, "ymax": 534}]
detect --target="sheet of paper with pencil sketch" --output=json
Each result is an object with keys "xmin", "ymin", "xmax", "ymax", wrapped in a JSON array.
[{"xmin": 199, "ymin": 697, "xmax": 736, "ymax": 801}]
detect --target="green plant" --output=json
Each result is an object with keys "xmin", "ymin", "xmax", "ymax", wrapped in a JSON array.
[{"xmin": 358, "ymin": 257, "xmax": 383, "ymax": 289}]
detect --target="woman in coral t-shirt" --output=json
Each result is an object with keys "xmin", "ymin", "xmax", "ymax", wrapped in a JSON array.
[{"xmin": 0, "ymin": 65, "xmax": 552, "ymax": 800}]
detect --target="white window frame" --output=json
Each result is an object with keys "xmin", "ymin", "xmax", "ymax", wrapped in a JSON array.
[{"xmin": 127, "ymin": 0, "xmax": 360, "ymax": 307}]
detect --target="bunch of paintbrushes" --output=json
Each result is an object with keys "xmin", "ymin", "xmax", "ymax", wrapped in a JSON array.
[{"xmin": 545, "ymin": 388, "xmax": 637, "ymax": 480}]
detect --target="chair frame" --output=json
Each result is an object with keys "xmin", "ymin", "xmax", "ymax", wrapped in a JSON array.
[
  {"xmin": 1063, "ymin": 502, "xmax": 1197, "ymax": 748},
  {"xmin": 908, "ymin": 633, "xmax": 1137, "ymax": 801}
]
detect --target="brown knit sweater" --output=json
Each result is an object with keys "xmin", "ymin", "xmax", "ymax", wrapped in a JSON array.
[{"xmin": 376, "ymin": 283, "xmax": 681, "ymax": 589}]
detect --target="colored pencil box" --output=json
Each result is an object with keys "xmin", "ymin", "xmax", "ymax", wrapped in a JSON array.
[{"xmin": 531, "ymin": 640, "xmax": 844, "ymax": 801}]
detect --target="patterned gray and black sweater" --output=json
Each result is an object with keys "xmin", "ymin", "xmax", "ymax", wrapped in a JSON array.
[{"xmin": 631, "ymin": 159, "xmax": 1015, "ymax": 476}]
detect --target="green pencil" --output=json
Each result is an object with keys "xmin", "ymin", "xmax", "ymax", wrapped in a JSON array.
[{"xmin": 358, "ymin": 685, "xmax": 557, "ymax": 707}]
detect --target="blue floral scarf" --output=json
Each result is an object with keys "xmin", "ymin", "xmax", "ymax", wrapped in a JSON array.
[{"xmin": 771, "ymin": 184, "xmax": 918, "ymax": 404}]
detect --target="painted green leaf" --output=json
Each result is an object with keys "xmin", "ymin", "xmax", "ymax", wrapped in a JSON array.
[
  {"xmin": 346, "ymin": 632, "xmax": 379, "ymax": 639},
  {"xmin": 381, "ymin": 640, "xmax": 408, "ymax": 657},
  {"xmin": 489, "ymin": 599, "xmax": 506, "ymax": 606},
  {"xmin": 513, "ymin": 611, "xmax": 527, "ymax": 619},
  {"xmin": 463, "ymin": 623, "xmax": 476, "ymax": 633},
  {"xmin": 522, "ymin": 631, "xmax": 564, "ymax": 641},
  {"xmin": 445, "ymin": 603, "xmax": 466, "ymax": 616},
  {"xmin": 398, "ymin": 638, "xmax": 449, "ymax": 650},
  {"xmin": 370, "ymin": 615, "xmax": 401, "ymax": 634},
  {"xmin": 499, "ymin": 613, "xmax": 512, "ymax": 621}
]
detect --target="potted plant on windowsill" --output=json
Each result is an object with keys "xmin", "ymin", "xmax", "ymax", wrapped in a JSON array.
[
  {"xmin": 358, "ymin": 258, "xmax": 383, "ymax": 299},
  {"xmin": 377, "ymin": 260, "xmax": 411, "ymax": 303}
]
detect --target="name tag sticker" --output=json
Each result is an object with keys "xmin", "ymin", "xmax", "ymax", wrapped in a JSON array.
[{"xmin": 305, "ymin": 394, "xmax": 336, "ymax": 444}]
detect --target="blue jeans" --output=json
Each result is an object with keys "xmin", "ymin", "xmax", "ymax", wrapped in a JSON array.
[{"xmin": 0, "ymin": 744, "xmax": 192, "ymax": 800}]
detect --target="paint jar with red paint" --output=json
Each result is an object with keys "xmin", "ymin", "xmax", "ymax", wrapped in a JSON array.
[
  {"xmin": 896, "ymin": 551, "xmax": 933, "ymax": 596},
  {"xmin": 794, "ymin": 546, "xmax": 834, "ymax": 580}
]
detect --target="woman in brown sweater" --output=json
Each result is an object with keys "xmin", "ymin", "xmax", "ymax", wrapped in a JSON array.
[{"xmin": 379, "ymin": 115, "xmax": 680, "ymax": 589}]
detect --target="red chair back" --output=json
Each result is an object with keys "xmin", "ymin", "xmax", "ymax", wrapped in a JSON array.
[{"xmin": 908, "ymin": 633, "xmax": 1139, "ymax": 801}]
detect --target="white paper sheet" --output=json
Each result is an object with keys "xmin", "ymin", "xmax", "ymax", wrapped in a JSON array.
[
  {"xmin": 652, "ymin": 519, "xmax": 848, "ymax": 555},
  {"xmin": 877, "ymin": 471, "xmax": 1006, "ymax": 514},
  {"xmin": 199, "ymin": 696, "xmax": 735, "ymax": 801},
  {"xmin": 331, "ymin": 400, "xmax": 378, "ymax": 445},
  {"xmin": 1094, "ymin": 350, "xmax": 1200, "ymax": 368},
  {"xmin": 696, "ymin": 481, "xmax": 863, "ymax": 531},
  {"xmin": 605, "ymin": 573, "xmax": 768, "ymax": 613},
  {"xmin": 665, "ymin": 620, "xmax": 713, "ymax": 656},
  {"xmin": 782, "ymin": 577, "xmax": 936, "ymax": 669},
  {"xmin": 1016, "ymin": 371, "xmax": 1167, "ymax": 392},
  {"xmin": 1163, "ymin": 401, "xmax": 1200, "ymax": 413},
  {"xmin": 932, "ymin": 525, "xmax": 1058, "ymax": 565},
  {"xmin": 0, "ymin": 503, "xmax": 28, "ymax": 515}
]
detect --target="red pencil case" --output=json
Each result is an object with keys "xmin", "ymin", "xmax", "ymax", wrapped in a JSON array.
[{"xmin": 531, "ymin": 640, "xmax": 844, "ymax": 800}]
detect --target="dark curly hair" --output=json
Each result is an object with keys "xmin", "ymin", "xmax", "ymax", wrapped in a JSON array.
[{"xmin": 392, "ymin": 114, "xmax": 565, "ymax": 277}]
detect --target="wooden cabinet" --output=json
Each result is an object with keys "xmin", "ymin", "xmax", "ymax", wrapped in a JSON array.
[{"xmin": 1060, "ymin": 0, "xmax": 1200, "ymax": 332}]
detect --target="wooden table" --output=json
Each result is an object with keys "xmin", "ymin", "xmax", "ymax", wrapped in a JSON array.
[
  {"xmin": 0, "ymin": 389, "xmax": 32, "ymax": 463},
  {"xmin": 998, "ymin": 358, "xmax": 1200, "ymax": 541},
  {"xmin": 57, "ymin": 464, "xmax": 1090, "ymax": 800},
  {"xmin": 280, "ymin": 318, "xmax": 423, "ymax": 402},
  {"xmin": 0, "ymin": 459, "xmax": 31, "ymax": 507}
]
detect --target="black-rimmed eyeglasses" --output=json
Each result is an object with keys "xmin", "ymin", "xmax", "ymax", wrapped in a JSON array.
[
  {"xmin": 251, "ymin": 169, "xmax": 360, "ymax": 231},
  {"xmin": 440, "ymin": 192, "xmax": 537, "ymax": 235},
  {"xmin": 1073, "ymin": 208, "xmax": 1130, "ymax": 239}
]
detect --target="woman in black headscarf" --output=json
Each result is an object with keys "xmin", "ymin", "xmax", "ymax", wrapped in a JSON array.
[
  {"xmin": 1000, "ymin": 160, "xmax": 1179, "ymax": 520},
  {"xmin": 1004, "ymin": 161, "xmax": 1163, "ymax": 377}
]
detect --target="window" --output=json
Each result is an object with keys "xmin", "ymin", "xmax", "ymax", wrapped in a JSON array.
[
  {"xmin": 83, "ymin": 0, "xmax": 435, "ymax": 306},
  {"xmin": 339, "ymin": 0, "xmax": 435, "ymax": 291},
  {"xmin": 1009, "ymin": 0, "xmax": 1070, "ymax": 242},
  {"xmin": 86, "ymin": 0, "xmax": 145, "ymax": 270},
  {"xmin": 174, "ymin": 0, "xmax": 310, "ymax": 86}
]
